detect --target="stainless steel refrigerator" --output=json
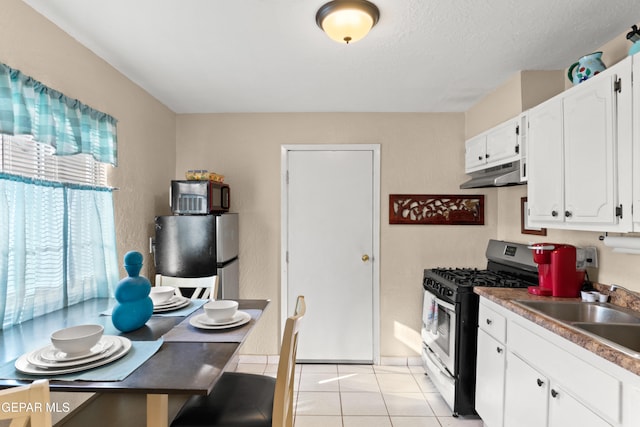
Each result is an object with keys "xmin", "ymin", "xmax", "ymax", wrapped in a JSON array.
[{"xmin": 153, "ymin": 213, "xmax": 239, "ymax": 299}]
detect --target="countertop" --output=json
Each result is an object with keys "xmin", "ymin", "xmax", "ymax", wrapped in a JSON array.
[{"xmin": 473, "ymin": 286, "xmax": 640, "ymax": 377}]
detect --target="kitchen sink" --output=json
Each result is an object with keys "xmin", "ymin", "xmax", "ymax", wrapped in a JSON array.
[
  {"xmin": 513, "ymin": 299, "xmax": 640, "ymax": 357},
  {"xmin": 573, "ymin": 323, "xmax": 640, "ymax": 354},
  {"xmin": 513, "ymin": 300, "xmax": 640, "ymax": 324}
]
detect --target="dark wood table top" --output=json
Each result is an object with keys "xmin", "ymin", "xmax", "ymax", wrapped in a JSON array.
[{"xmin": 0, "ymin": 298, "xmax": 270, "ymax": 395}]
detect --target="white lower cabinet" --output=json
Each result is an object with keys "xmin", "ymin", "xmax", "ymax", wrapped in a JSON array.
[
  {"xmin": 548, "ymin": 385, "xmax": 611, "ymax": 427},
  {"xmin": 504, "ymin": 352, "xmax": 548, "ymax": 427},
  {"xmin": 504, "ymin": 352, "xmax": 609, "ymax": 427},
  {"xmin": 475, "ymin": 297, "xmax": 639, "ymax": 427},
  {"xmin": 476, "ymin": 329, "xmax": 506, "ymax": 427}
]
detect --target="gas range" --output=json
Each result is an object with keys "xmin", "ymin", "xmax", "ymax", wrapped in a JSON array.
[
  {"xmin": 420, "ymin": 239, "xmax": 540, "ymax": 416},
  {"xmin": 423, "ymin": 267, "xmax": 536, "ymax": 303},
  {"xmin": 423, "ymin": 241, "xmax": 539, "ymax": 304}
]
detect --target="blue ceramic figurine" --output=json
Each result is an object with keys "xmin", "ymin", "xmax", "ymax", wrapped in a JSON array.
[{"xmin": 112, "ymin": 251, "xmax": 153, "ymax": 332}]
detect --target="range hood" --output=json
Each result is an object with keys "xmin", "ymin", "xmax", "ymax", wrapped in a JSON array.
[{"xmin": 460, "ymin": 161, "xmax": 524, "ymax": 189}]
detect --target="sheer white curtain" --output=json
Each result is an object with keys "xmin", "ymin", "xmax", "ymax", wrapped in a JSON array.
[{"xmin": 0, "ymin": 175, "xmax": 119, "ymax": 329}]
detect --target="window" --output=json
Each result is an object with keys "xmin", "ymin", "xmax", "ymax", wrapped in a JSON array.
[
  {"xmin": 0, "ymin": 63, "xmax": 119, "ymax": 329},
  {"xmin": 0, "ymin": 135, "xmax": 118, "ymax": 329}
]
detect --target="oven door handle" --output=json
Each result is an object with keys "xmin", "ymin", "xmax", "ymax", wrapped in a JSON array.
[
  {"xmin": 433, "ymin": 297, "xmax": 455, "ymax": 312},
  {"xmin": 424, "ymin": 344, "xmax": 455, "ymax": 380}
]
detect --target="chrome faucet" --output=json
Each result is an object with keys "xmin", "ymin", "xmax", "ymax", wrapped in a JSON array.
[{"xmin": 610, "ymin": 284, "xmax": 628, "ymax": 292}]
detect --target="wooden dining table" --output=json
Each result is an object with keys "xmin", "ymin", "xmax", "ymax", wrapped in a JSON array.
[{"xmin": 0, "ymin": 297, "xmax": 270, "ymax": 427}]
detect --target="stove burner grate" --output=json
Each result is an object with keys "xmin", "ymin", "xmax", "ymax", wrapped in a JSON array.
[{"xmin": 429, "ymin": 268, "xmax": 533, "ymax": 289}]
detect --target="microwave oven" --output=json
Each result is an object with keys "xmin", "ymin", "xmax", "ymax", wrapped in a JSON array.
[{"xmin": 170, "ymin": 180, "xmax": 230, "ymax": 214}]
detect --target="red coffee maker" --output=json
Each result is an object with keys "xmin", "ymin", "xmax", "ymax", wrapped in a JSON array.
[
  {"xmin": 528, "ymin": 243, "xmax": 555, "ymax": 296},
  {"xmin": 529, "ymin": 243, "xmax": 585, "ymax": 297}
]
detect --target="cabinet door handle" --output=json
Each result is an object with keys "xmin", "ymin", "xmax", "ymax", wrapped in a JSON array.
[
  {"xmin": 536, "ymin": 378, "xmax": 544, "ymax": 387},
  {"xmin": 551, "ymin": 389, "xmax": 559, "ymax": 398},
  {"xmin": 496, "ymin": 347, "xmax": 503, "ymax": 354},
  {"xmin": 478, "ymin": 156, "xmax": 483, "ymax": 161},
  {"xmin": 485, "ymin": 154, "xmax": 490, "ymax": 158},
  {"xmin": 565, "ymin": 211, "xmax": 572, "ymax": 218},
  {"xmin": 486, "ymin": 319, "xmax": 492, "ymax": 325},
  {"xmin": 551, "ymin": 210, "xmax": 558, "ymax": 217}
]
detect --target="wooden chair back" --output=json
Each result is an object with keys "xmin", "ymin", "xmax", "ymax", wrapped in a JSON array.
[
  {"xmin": 0, "ymin": 379, "xmax": 52, "ymax": 427},
  {"xmin": 155, "ymin": 274, "xmax": 219, "ymax": 300},
  {"xmin": 272, "ymin": 295, "xmax": 306, "ymax": 427}
]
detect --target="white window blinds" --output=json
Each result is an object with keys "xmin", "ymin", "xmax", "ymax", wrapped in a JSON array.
[{"xmin": 1, "ymin": 135, "xmax": 109, "ymax": 187}]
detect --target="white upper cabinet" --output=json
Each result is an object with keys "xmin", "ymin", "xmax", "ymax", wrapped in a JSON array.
[
  {"xmin": 527, "ymin": 96, "xmax": 564, "ymax": 224},
  {"xmin": 465, "ymin": 134, "xmax": 488, "ymax": 172},
  {"xmin": 633, "ymin": 56, "xmax": 640, "ymax": 229},
  {"xmin": 527, "ymin": 56, "xmax": 633, "ymax": 232},
  {"xmin": 486, "ymin": 119, "xmax": 521, "ymax": 165},
  {"xmin": 465, "ymin": 116, "xmax": 522, "ymax": 173}
]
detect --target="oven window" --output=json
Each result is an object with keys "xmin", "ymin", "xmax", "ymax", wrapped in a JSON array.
[{"xmin": 435, "ymin": 305, "xmax": 450, "ymax": 356}]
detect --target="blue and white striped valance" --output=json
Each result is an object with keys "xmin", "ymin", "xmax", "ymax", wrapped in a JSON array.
[{"xmin": 0, "ymin": 63, "xmax": 118, "ymax": 165}]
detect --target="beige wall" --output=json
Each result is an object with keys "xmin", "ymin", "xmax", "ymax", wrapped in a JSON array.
[
  {"xmin": 1, "ymin": 0, "xmax": 176, "ymax": 278},
  {"xmin": 466, "ymin": 70, "xmax": 564, "ymax": 138},
  {"xmin": 175, "ymin": 113, "xmax": 497, "ymax": 355}
]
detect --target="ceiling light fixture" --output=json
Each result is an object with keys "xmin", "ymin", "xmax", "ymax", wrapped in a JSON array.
[{"xmin": 316, "ymin": 0, "xmax": 380, "ymax": 44}]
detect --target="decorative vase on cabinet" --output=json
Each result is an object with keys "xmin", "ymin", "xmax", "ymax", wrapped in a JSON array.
[
  {"xmin": 112, "ymin": 251, "xmax": 153, "ymax": 332},
  {"xmin": 568, "ymin": 52, "xmax": 606, "ymax": 84}
]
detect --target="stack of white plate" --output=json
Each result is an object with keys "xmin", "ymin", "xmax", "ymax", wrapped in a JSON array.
[
  {"xmin": 153, "ymin": 295, "xmax": 190, "ymax": 313},
  {"xmin": 189, "ymin": 311, "xmax": 251, "ymax": 330},
  {"xmin": 15, "ymin": 336, "xmax": 132, "ymax": 375}
]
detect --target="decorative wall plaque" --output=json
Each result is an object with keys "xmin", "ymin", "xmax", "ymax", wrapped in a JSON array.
[{"xmin": 389, "ymin": 194, "xmax": 484, "ymax": 225}]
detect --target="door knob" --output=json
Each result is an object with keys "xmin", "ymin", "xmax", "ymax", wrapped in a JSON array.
[{"xmin": 362, "ymin": 254, "xmax": 370, "ymax": 262}]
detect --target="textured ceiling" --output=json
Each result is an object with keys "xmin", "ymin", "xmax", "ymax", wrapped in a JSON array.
[{"xmin": 21, "ymin": 0, "xmax": 640, "ymax": 113}]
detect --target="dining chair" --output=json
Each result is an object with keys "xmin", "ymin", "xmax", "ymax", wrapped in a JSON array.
[
  {"xmin": 155, "ymin": 274, "xmax": 219, "ymax": 300},
  {"xmin": 0, "ymin": 379, "xmax": 52, "ymax": 427},
  {"xmin": 170, "ymin": 295, "xmax": 306, "ymax": 427}
]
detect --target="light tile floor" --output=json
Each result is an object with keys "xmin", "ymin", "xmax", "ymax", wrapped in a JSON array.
[{"xmin": 234, "ymin": 363, "xmax": 484, "ymax": 427}]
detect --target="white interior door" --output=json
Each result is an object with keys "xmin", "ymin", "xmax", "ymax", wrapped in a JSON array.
[{"xmin": 282, "ymin": 145, "xmax": 379, "ymax": 363}]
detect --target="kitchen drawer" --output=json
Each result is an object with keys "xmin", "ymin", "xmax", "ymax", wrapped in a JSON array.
[
  {"xmin": 478, "ymin": 302, "xmax": 507, "ymax": 343},
  {"xmin": 509, "ymin": 320, "xmax": 621, "ymax": 424}
]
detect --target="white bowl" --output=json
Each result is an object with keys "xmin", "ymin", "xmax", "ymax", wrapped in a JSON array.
[
  {"xmin": 50, "ymin": 324, "xmax": 104, "ymax": 355},
  {"xmin": 204, "ymin": 300, "xmax": 239, "ymax": 322},
  {"xmin": 150, "ymin": 286, "xmax": 175, "ymax": 305},
  {"xmin": 581, "ymin": 291, "xmax": 597, "ymax": 302}
]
